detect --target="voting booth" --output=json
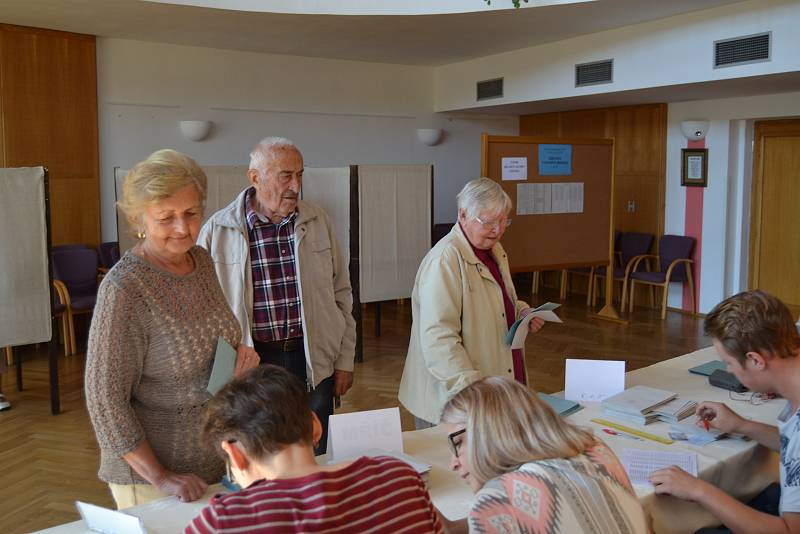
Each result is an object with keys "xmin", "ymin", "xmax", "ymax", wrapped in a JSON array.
[{"xmin": 0, "ymin": 167, "xmax": 62, "ymax": 413}]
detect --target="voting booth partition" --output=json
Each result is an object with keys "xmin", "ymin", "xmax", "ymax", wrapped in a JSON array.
[
  {"xmin": 115, "ymin": 164, "xmax": 433, "ymax": 360},
  {"xmin": 480, "ymin": 134, "xmax": 620, "ymax": 320},
  {"xmin": 0, "ymin": 167, "xmax": 62, "ymax": 413}
]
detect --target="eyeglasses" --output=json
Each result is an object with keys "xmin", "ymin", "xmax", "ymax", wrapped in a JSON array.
[
  {"xmin": 474, "ymin": 216, "xmax": 512, "ymax": 231},
  {"xmin": 447, "ymin": 428, "xmax": 466, "ymax": 456},
  {"xmin": 728, "ymin": 391, "xmax": 777, "ymax": 405}
]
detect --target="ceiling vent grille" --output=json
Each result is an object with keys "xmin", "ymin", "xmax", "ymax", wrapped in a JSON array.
[
  {"xmin": 715, "ymin": 32, "xmax": 771, "ymax": 68},
  {"xmin": 476, "ymin": 78, "xmax": 503, "ymax": 101},
  {"xmin": 575, "ymin": 59, "xmax": 613, "ymax": 87}
]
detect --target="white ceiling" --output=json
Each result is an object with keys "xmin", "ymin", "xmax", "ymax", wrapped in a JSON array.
[{"xmin": 0, "ymin": 0, "xmax": 744, "ymax": 66}]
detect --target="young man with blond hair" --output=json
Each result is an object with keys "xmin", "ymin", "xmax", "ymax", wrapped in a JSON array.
[{"xmin": 650, "ymin": 290, "xmax": 800, "ymax": 533}]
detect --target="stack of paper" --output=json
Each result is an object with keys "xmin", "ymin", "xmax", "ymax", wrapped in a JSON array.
[
  {"xmin": 538, "ymin": 393, "xmax": 583, "ymax": 417},
  {"xmin": 649, "ymin": 397, "xmax": 698, "ymax": 424},
  {"xmin": 620, "ymin": 448, "xmax": 698, "ymax": 486},
  {"xmin": 601, "ymin": 385, "xmax": 677, "ymax": 425}
]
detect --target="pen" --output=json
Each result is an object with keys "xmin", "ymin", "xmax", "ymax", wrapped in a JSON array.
[
  {"xmin": 703, "ymin": 419, "xmax": 710, "ymax": 431},
  {"xmin": 602, "ymin": 428, "xmax": 644, "ymax": 441}
]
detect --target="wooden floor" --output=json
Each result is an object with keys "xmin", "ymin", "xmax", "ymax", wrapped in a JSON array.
[{"xmin": 0, "ymin": 286, "xmax": 709, "ymax": 533}]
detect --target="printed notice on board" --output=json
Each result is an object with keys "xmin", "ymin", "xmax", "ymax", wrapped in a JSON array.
[
  {"xmin": 517, "ymin": 182, "xmax": 583, "ymax": 215},
  {"xmin": 501, "ymin": 157, "xmax": 528, "ymax": 181},
  {"xmin": 538, "ymin": 144, "xmax": 572, "ymax": 176}
]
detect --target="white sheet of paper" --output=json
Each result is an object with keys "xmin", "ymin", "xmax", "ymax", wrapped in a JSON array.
[
  {"xmin": 206, "ymin": 337, "xmax": 237, "ymax": 395},
  {"xmin": 501, "ymin": 157, "xmax": 527, "ymax": 181},
  {"xmin": 76, "ymin": 501, "xmax": 147, "ymax": 534},
  {"xmin": 510, "ymin": 310, "xmax": 562, "ymax": 349},
  {"xmin": 327, "ymin": 407, "xmax": 403, "ymax": 462},
  {"xmin": 564, "ymin": 359, "xmax": 625, "ymax": 402},
  {"xmin": 621, "ymin": 449, "xmax": 698, "ymax": 486}
]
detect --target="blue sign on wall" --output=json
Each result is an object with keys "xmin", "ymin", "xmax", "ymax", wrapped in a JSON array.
[{"xmin": 538, "ymin": 144, "xmax": 573, "ymax": 176}]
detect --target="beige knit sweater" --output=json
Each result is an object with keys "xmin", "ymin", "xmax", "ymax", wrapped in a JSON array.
[{"xmin": 85, "ymin": 246, "xmax": 240, "ymax": 485}]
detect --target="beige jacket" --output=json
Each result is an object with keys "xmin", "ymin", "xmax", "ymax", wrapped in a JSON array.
[
  {"xmin": 197, "ymin": 189, "xmax": 356, "ymax": 387},
  {"xmin": 399, "ymin": 224, "xmax": 528, "ymax": 423}
]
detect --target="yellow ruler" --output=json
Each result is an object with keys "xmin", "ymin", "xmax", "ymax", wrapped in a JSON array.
[{"xmin": 590, "ymin": 418, "xmax": 674, "ymax": 445}]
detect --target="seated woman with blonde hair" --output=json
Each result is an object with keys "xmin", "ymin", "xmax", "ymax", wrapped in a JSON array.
[{"xmin": 441, "ymin": 376, "xmax": 648, "ymax": 534}]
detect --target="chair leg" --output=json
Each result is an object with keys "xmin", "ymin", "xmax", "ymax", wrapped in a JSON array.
[
  {"xmin": 687, "ymin": 268, "xmax": 697, "ymax": 315},
  {"xmin": 629, "ymin": 281, "xmax": 637, "ymax": 313},
  {"xmin": 586, "ymin": 272, "xmax": 594, "ymax": 306},
  {"xmin": 621, "ymin": 278, "xmax": 629, "ymax": 312},
  {"xmin": 532, "ymin": 271, "xmax": 540, "ymax": 295},
  {"xmin": 61, "ymin": 315, "xmax": 71, "ymax": 357},
  {"xmin": 67, "ymin": 311, "xmax": 77, "ymax": 355},
  {"xmin": 559, "ymin": 270, "xmax": 568, "ymax": 301},
  {"xmin": 591, "ymin": 276, "xmax": 598, "ymax": 307},
  {"xmin": 649, "ymin": 285, "xmax": 655, "ymax": 308},
  {"xmin": 660, "ymin": 284, "xmax": 669, "ymax": 320},
  {"xmin": 4, "ymin": 346, "xmax": 12, "ymax": 367}
]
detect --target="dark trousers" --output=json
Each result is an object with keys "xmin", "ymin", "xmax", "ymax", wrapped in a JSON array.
[
  {"xmin": 253, "ymin": 340, "xmax": 334, "ymax": 456},
  {"xmin": 694, "ymin": 483, "xmax": 781, "ymax": 534}
]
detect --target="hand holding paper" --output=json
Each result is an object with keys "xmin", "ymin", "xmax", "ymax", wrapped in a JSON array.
[{"xmin": 505, "ymin": 302, "xmax": 562, "ymax": 349}]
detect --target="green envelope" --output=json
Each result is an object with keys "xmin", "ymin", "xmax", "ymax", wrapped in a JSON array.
[{"xmin": 207, "ymin": 337, "xmax": 237, "ymax": 395}]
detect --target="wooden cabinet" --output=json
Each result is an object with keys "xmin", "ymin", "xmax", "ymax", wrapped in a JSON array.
[{"xmin": 0, "ymin": 24, "xmax": 99, "ymax": 246}]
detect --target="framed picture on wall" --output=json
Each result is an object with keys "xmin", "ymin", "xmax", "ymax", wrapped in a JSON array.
[{"xmin": 681, "ymin": 148, "xmax": 708, "ymax": 187}]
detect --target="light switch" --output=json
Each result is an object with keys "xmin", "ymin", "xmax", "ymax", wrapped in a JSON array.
[{"xmin": 627, "ymin": 200, "xmax": 636, "ymax": 213}]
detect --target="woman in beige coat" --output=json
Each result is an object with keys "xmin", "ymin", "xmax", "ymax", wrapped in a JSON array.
[{"xmin": 399, "ymin": 178, "xmax": 544, "ymax": 427}]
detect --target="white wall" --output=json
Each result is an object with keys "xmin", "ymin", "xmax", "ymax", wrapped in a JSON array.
[
  {"xmin": 97, "ymin": 38, "xmax": 517, "ymax": 240},
  {"xmin": 665, "ymin": 91, "xmax": 800, "ymax": 313},
  {"xmin": 435, "ymin": 0, "xmax": 800, "ymax": 112}
]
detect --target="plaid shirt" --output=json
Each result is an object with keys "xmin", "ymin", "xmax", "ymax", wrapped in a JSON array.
[{"xmin": 245, "ymin": 188, "xmax": 304, "ymax": 342}]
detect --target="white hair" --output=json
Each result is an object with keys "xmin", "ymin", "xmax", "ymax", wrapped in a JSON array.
[
  {"xmin": 456, "ymin": 178, "xmax": 512, "ymax": 219},
  {"xmin": 248, "ymin": 137, "xmax": 300, "ymax": 172}
]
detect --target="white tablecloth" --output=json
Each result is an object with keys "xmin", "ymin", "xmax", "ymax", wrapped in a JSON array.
[{"xmin": 36, "ymin": 346, "xmax": 783, "ymax": 534}]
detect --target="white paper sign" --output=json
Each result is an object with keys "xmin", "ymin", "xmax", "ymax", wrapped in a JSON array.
[
  {"xmin": 564, "ymin": 359, "xmax": 625, "ymax": 402},
  {"xmin": 327, "ymin": 407, "xmax": 403, "ymax": 462},
  {"xmin": 501, "ymin": 157, "xmax": 527, "ymax": 181},
  {"xmin": 76, "ymin": 501, "xmax": 147, "ymax": 534}
]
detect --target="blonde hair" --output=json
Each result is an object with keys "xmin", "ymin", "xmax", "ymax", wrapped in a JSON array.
[
  {"xmin": 456, "ymin": 178, "xmax": 512, "ymax": 219},
  {"xmin": 118, "ymin": 149, "xmax": 208, "ymax": 228},
  {"xmin": 441, "ymin": 376, "xmax": 596, "ymax": 487}
]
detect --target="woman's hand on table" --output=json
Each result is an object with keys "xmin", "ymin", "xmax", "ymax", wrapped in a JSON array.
[
  {"xmin": 650, "ymin": 466, "xmax": 706, "ymax": 502},
  {"xmin": 234, "ymin": 344, "xmax": 260, "ymax": 378},
  {"xmin": 695, "ymin": 401, "xmax": 744, "ymax": 434},
  {"xmin": 156, "ymin": 471, "xmax": 208, "ymax": 502}
]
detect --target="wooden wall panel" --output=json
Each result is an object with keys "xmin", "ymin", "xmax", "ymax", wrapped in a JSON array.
[
  {"xmin": 519, "ymin": 112, "xmax": 560, "ymax": 137},
  {"xmin": 520, "ymin": 103, "xmax": 666, "ymax": 239},
  {"xmin": 561, "ymin": 109, "xmax": 608, "ymax": 138},
  {"xmin": 0, "ymin": 24, "xmax": 99, "ymax": 246}
]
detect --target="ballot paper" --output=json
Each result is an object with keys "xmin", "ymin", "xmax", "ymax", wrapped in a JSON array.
[
  {"xmin": 505, "ymin": 302, "xmax": 562, "ymax": 349},
  {"xmin": 621, "ymin": 448, "xmax": 698, "ymax": 486},
  {"xmin": 669, "ymin": 421, "xmax": 727, "ymax": 445},
  {"xmin": 76, "ymin": 501, "xmax": 147, "ymax": 534},
  {"xmin": 207, "ymin": 337, "xmax": 237, "ymax": 395}
]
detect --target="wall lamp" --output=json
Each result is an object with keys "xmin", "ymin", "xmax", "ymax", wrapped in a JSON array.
[
  {"xmin": 179, "ymin": 120, "xmax": 213, "ymax": 141},
  {"xmin": 680, "ymin": 120, "xmax": 710, "ymax": 141}
]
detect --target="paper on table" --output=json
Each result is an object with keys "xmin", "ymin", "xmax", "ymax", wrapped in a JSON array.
[
  {"xmin": 76, "ymin": 501, "xmax": 147, "ymax": 534},
  {"xmin": 327, "ymin": 407, "xmax": 403, "ymax": 463},
  {"xmin": 564, "ymin": 359, "xmax": 625, "ymax": 402},
  {"xmin": 505, "ymin": 302, "xmax": 562, "ymax": 349},
  {"xmin": 621, "ymin": 449, "xmax": 698, "ymax": 486},
  {"xmin": 207, "ymin": 337, "xmax": 237, "ymax": 395}
]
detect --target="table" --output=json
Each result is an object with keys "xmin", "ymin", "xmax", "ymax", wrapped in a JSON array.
[{"xmin": 35, "ymin": 346, "xmax": 783, "ymax": 534}]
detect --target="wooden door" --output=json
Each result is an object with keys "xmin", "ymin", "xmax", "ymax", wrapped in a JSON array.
[{"xmin": 750, "ymin": 119, "xmax": 800, "ymax": 316}]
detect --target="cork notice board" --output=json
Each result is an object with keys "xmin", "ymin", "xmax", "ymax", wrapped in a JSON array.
[{"xmin": 480, "ymin": 134, "xmax": 615, "ymax": 272}]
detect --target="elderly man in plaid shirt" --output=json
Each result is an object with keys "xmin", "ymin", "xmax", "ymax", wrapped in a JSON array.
[{"xmin": 199, "ymin": 137, "xmax": 356, "ymax": 454}]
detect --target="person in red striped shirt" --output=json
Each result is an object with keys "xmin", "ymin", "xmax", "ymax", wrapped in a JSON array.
[{"xmin": 185, "ymin": 365, "xmax": 443, "ymax": 534}]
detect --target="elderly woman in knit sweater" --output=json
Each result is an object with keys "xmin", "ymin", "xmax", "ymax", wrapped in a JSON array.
[{"xmin": 85, "ymin": 150, "xmax": 259, "ymax": 509}]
